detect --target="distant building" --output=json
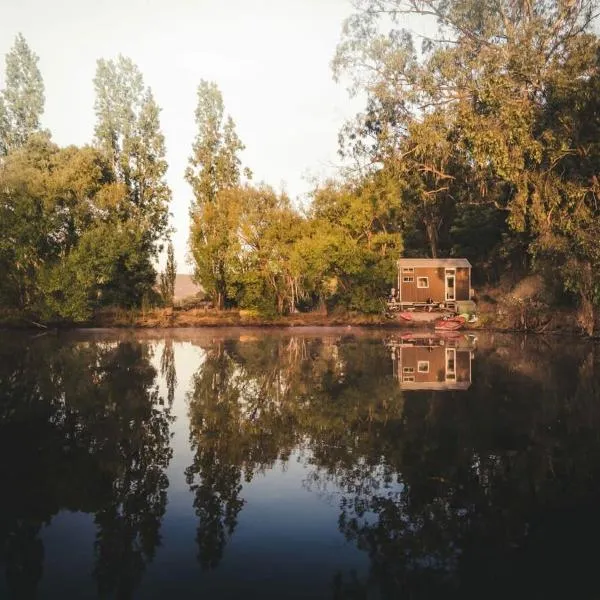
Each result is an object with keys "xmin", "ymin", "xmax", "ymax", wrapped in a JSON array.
[
  {"xmin": 396, "ymin": 258, "xmax": 472, "ymax": 309},
  {"xmin": 173, "ymin": 274, "xmax": 204, "ymax": 301}
]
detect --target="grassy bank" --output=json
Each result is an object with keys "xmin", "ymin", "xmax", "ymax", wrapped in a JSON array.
[
  {"xmin": 90, "ymin": 307, "xmax": 393, "ymax": 328},
  {"xmin": 0, "ymin": 290, "xmax": 595, "ymax": 337}
]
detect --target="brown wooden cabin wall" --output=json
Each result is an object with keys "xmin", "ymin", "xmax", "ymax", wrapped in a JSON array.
[
  {"xmin": 456, "ymin": 267, "xmax": 470, "ymax": 300},
  {"xmin": 399, "ymin": 265, "xmax": 471, "ymax": 303},
  {"xmin": 400, "ymin": 267, "xmax": 445, "ymax": 303}
]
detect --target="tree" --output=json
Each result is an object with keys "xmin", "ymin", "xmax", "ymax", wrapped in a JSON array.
[
  {"xmin": 299, "ymin": 176, "xmax": 403, "ymax": 312},
  {"xmin": 334, "ymin": 0, "xmax": 600, "ymax": 329},
  {"xmin": 0, "ymin": 130, "xmax": 159, "ymax": 321},
  {"xmin": 159, "ymin": 241, "xmax": 177, "ymax": 306},
  {"xmin": 0, "ymin": 134, "xmax": 113, "ymax": 314},
  {"xmin": 0, "ymin": 33, "xmax": 45, "ymax": 155},
  {"xmin": 229, "ymin": 184, "xmax": 305, "ymax": 315},
  {"xmin": 93, "ymin": 56, "xmax": 171, "ymax": 289},
  {"xmin": 186, "ymin": 81, "xmax": 249, "ymax": 309}
]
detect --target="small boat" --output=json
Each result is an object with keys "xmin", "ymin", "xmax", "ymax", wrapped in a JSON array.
[
  {"xmin": 399, "ymin": 312, "xmax": 414, "ymax": 321},
  {"xmin": 434, "ymin": 315, "xmax": 466, "ymax": 331}
]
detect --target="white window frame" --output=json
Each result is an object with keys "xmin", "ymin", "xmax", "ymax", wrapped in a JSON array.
[
  {"xmin": 403, "ymin": 276, "xmax": 414, "ymax": 283},
  {"xmin": 403, "ymin": 376, "xmax": 415, "ymax": 382},
  {"xmin": 417, "ymin": 361, "xmax": 429, "ymax": 373},
  {"xmin": 402, "ymin": 267, "xmax": 414, "ymax": 273},
  {"xmin": 403, "ymin": 366, "xmax": 415, "ymax": 373},
  {"xmin": 417, "ymin": 277, "xmax": 429, "ymax": 289}
]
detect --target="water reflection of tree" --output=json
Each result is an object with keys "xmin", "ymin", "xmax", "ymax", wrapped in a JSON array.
[
  {"xmin": 185, "ymin": 338, "xmax": 305, "ymax": 568},
  {"xmin": 324, "ymin": 341, "xmax": 600, "ymax": 599},
  {"xmin": 0, "ymin": 336, "xmax": 172, "ymax": 599},
  {"xmin": 160, "ymin": 338, "xmax": 177, "ymax": 408},
  {"xmin": 185, "ymin": 336, "xmax": 405, "ymax": 569},
  {"xmin": 186, "ymin": 335, "xmax": 600, "ymax": 599}
]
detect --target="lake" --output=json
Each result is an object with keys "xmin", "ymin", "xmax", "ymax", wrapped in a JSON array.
[{"xmin": 1, "ymin": 328, "xmax": 599, "ymax": 599}]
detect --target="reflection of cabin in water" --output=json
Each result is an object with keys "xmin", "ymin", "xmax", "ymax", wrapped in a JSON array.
[
  {"xmin": 389, "ymin": 333, "xmax": 474, "ymax": 390},
  {"xmin": 396, "ymin": 258, "xmax": 472, "ymax": 311}
]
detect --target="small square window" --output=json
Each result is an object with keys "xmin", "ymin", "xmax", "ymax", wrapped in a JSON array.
[
  {"xmin": 417, "ymin": 277, "xmax": 429, "ymax": 288},
  {"xmin": 417, "ymin": 361, "xmax": 429, "ymax": 373},
  {"xmin": 403, "ymin": 276, "xmax": 414, "ymax": 283},
  {"xmin": 403, "ymin": 376, "xmax": 415, "ymax": 382}
]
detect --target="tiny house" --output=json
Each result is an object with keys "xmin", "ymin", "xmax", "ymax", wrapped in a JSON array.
[{"xmin": 396, "ymin": 258, "xmax": 472, "ymax": 308}]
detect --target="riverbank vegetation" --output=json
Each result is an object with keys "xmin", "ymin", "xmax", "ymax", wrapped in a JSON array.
[{"xmin": 1, "ymin": 0, "xmax": 600, "ymax": 333}]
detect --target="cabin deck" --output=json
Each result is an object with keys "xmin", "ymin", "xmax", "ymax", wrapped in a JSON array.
[{"xmin": 387, "ymin": 300, "xmax": 457, "ymax": 312}]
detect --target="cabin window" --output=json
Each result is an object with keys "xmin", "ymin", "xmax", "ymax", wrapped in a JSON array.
[
  {"xmin": 417, "ymin": 361, "xmax": 429, "ymax": 373},
  {"xmin": 403, "ymin": 276, "xmax": 414, "ymax": 283},
  {"xmin": 403, "ymin": 376, "xmax": 415, "ymax": 382},
  {"xmin": 402, "ymin": 267, "xmax": 414, "ymax": 273},
  {"xmin": 417, "ymin": 277, "xmax": 429, "ymax": 288},
  {"xmin": 403, "ymin": 367, "xmax": 414, "ymax": 373}
]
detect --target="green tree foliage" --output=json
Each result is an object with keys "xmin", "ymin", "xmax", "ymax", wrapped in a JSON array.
[
  {"xmin": 300, "ymin": 176, "xmax": 403, "ymax": 312},
  {"xmin": 229, "ymin": 184, "xmax": 304, "ymax": 315},
  {"xmin": 0, "ymin": 135, "xmax": 113, "ymax": 315},
  {"xmin": 159, "ymin": 241, "xmax": 177, "ymax": 306},
  {"xmin": 93, "ymin": 56, "xmax": 171, "ymax": 246},
  {"xmin": 186, "ymin": 81, "xmax": 249, "ymax": 309},
  {"xmin": 0, "ymin": 135, "xmax": 159, "ymax": 321},
  {"xmin": 0, "ymin": 33, "xmax": 45, "ymax": 156},
  {"xmin": 187, "ymin": 176, "xmax": 402, "ymax": 315},
  {"xmin": 0, "ymin": 54, "xmax": 172, "ymax": 323},
  {"xmin": 334, "ymin": 0, "xmax": 600, "ymax": 331}
]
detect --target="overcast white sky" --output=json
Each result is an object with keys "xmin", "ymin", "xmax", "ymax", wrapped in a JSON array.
[{"xmin": 0, "ymin": 0, "xmax": 364, "ymax": 272}]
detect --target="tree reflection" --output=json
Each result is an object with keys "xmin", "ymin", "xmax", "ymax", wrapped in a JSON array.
[
  {"xmin": 0, "ymin": 336, "xmax": 172, "ymax": 599},
  {"xmin": 185, "ymin": 333, "xmax": 600, "ymax": 599},
  {"xmin": 185, "ymin": 335, "xmax": 404, "ymax": 569},
  {"xmin": 160, "ymin": 338, "xmax": 177, "ymax": 408},
  {"xmin": 4, "ymin": 331, "xmax": 600, "ymax": 599},
  {"xmin": 321, "ymin": 340, "xmax": 600, "ymax": 599}
]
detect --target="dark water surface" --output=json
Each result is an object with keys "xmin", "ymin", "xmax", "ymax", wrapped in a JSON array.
[{"xmin": 1, "ymin": 328, "xmax": 600, "ymax": 599}]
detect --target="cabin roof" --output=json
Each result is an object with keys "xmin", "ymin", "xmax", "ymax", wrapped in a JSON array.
[{"xmin": 397, "ymin": 258, "xmax": 471, "ymax": 268}]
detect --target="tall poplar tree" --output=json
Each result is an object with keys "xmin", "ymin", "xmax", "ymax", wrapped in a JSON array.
[
  {"xmin": 159, "ymin": 241, "xmax": 177, "ymax": 306},
  {"xmin": 93, "ymin": 56, "xmax": 171, "ymax": 306},
  {"xmin": 93, "ymin": 55, "xmax": 171, "ymax": 248},
  {"xmin": 185, "ymin": 80, "xmax": 248, "ymax": 309},
  {"xmin": 0, "ymin": 33, "xmax": 45, "ymax": 155}
]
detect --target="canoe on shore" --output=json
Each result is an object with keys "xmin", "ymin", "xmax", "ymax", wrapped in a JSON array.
[{"xmin": 434, "ymin": 316, "xmax": 467, "ymax": 331}]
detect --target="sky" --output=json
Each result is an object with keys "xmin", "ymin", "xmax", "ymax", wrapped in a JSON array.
[{"xmin": 0, "ymin": 0, "xmax": 364, "ymax": 273}]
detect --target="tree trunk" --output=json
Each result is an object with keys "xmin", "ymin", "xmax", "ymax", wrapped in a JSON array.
[{"xmin": 425, "ymin": 220, "xmax": 438, "ymax": 258}]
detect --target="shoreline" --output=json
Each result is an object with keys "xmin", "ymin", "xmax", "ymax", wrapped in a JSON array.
[{"xmin": 0, "ymin": 309, "xmax": 596, "ymax": 339}]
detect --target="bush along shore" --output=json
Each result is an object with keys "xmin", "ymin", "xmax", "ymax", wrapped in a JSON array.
[{"xmin": 0, "ymin": 291, "xmax": 595, "ymax": 339}]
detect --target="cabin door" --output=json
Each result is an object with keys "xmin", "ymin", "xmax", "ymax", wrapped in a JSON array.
[{"xmin": 445, "ymin": 270, "xmax": 456, "ymax": 301}]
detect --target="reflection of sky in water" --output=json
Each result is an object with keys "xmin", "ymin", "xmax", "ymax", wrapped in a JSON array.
[
  {"xmin": 24, "ymin": 338, "xmax": 368, "ymax": 600},
  {"xmin": 3, "ymin": 331, "xmax": 600, "ymax": 600}
]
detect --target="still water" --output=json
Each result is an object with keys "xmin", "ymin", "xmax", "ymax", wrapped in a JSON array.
[{"xmin": 1, "ymin": 328, "xmax": 599, "ymax": 599}]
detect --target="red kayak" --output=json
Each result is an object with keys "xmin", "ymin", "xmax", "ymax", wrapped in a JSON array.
[
  {"xmin": 399, "ymin": 312, "xmax": 413, "ymax": 321},
  {"xmin": 434, "ymin": 316, "xmax": 466, "ymax": 331}
]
